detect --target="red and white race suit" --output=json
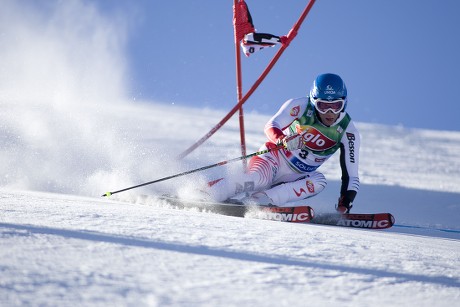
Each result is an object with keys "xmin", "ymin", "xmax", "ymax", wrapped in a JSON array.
[{"xmin": 209, "ymin": 97, "xmax": 360, "ymax": 206}]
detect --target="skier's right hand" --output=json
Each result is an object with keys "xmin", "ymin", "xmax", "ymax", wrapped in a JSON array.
[{"xmin": 279, "ymin": 134, "xmax": 306, "ymax": 151}]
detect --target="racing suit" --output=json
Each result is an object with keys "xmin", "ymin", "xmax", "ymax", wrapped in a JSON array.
[{"xmin": 210, "ymin": 97, "xmax": 360, "ymax": 207}]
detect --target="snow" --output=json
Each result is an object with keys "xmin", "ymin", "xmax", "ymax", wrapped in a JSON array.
[
  {"xmin": 1, "ymin": 1, "xmax": 460, "ymax": 305},
  {"xmin": 1, "ymin": 102, "xmax": 459, "ymax": 306},
  {"xmin": 1, "ymin": 188, "xmax": 459, "ymax": 307}
]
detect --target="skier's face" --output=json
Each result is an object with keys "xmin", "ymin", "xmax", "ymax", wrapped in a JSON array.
[{"xmin": 318, "ymin": 110, "xmax": 340, "ymax": 127}]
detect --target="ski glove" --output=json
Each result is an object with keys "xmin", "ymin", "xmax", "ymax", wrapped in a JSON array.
[{"xmin": 278, "ymin": 134, "xmax": 306, "ymax": 151}]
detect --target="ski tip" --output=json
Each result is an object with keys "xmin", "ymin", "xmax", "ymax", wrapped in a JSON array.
[{"xmin": 102, "ymin": 192, "xmax": 112, "ymax": 197}]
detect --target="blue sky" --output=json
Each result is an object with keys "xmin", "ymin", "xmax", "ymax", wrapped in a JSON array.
[
  {"xmin": 10, "ymin": 1, "xmax": 460, "ymax": 131},
  {"xmin": 105, "ymin": 0, "xmax": 460, "ymax": 132}
]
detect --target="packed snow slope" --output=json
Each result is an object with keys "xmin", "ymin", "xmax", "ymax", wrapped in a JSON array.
[
  {"xmin": 1, "ymin": 1, "xmax": 459, "ymax": 305},
  {"xmin": 1, "ymin": 102, "xmax": 460, "ymax": 307}
]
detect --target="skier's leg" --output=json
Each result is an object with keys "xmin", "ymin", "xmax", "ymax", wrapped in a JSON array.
[
  {"xmin": 263, "ymin": 171, "xmax": 327, "ymax": 206},
  {"xmin": 206, "ymin": 142, "xmax": 281, "ymax": 202}
]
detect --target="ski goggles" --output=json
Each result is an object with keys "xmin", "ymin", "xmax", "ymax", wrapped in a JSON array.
[{"xmin": 312, "ymin": 98, "xmax": 345, "ymax": 114}]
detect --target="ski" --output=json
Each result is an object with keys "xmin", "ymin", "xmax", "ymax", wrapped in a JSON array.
[
  {"xmin": 311, "ymin": 212, "xmax": 395, "ymax": 230},
  {"xmin": 247, "ymin": 205, "xmax": 314, "ymax": 223},
  {"xmin": 156, "ymin": 195, "xmax": 313, "ymax": 222},
  {"xmin": 154, "ymin": 195, "xmax": 394, "ymax": 229}
]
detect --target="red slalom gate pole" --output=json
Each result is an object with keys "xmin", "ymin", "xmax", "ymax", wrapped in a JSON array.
[
  {"xmin": 177, "ymin": 0, "xmax": 316, "ymax": 161},
  {"xmin": 235, "ymin": 0, "xmax": 247, "ymax": 169}
]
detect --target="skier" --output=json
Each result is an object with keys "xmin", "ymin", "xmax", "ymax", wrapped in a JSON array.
[{"xmin": 206, "ymin": 73, "xmax": 360, "ymax": 213}]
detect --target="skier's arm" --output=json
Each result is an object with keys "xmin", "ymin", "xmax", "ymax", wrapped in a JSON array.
[
  {"xmin": 338, "ymin": 121, "xmax": 361, "ymax": 209},
  {"xmin": 264, "ymin": 98, "xmax": 308, "ymax": 143}
]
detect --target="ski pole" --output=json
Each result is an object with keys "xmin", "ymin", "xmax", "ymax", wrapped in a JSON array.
[{"xmin": 101, "ymin": 145, "xmax": 284, "ymax": 197}]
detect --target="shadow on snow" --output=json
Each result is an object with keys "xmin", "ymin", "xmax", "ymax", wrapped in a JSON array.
[{"xmin": 2, "ymin": 222, "xmax": 459, "ymax": 288}]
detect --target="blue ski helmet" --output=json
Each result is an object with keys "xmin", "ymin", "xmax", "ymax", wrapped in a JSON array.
[{"xmin": 309, "ymin": 73, "xmax": 348, "ymax": 112}]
